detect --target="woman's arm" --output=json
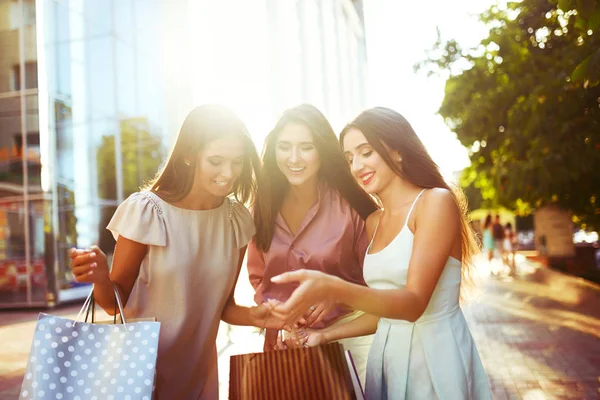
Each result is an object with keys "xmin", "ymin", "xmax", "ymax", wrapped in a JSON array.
[
  {"xmin": 71, "ymin": 237, "xmax": 146, "ymax": 315},
  {"xmin": 246, "ymin": 239, "xmax": 266, "ymax": 300},
  {"xmin": 221, "ymin": 247, "xmax": 286, "ymax": 330},
  {"xmin": 316, "ymin": 314, "xmax": 379, "ymax": 345},
  {"xmin": 272, "ymin": 189, "xmax": 461, "ymax": 323}
]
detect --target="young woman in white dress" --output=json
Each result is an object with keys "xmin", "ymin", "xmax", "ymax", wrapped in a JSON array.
[
  {"xmin": 69, "ymin": 105, "xmax": 286, "ymax": 399},
  {"xmin": 271, "ymin": 107, "xmax": 492, "ymax": 399}
]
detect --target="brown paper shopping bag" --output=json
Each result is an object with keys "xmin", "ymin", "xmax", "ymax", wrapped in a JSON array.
[{"xmin": 229, "ymin": 342, "xmax": 359, "ymax": 400}]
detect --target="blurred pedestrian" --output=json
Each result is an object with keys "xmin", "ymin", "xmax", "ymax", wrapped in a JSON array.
[
  {"xmin": 482, "ymin": 214, "xmax": 494, "ymax": 264},
  {"xmin": 503, "ymin": 222, "xmax": 518, "ymax": 275},
  {"xmin": 492, "ymin": 214, "xmax": 505, "ymax": 259}
]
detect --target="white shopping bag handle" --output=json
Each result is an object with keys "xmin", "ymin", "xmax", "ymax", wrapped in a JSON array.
[{"xmin": 74, "ymin": 283, "xmax": 127, "ymax": 327}]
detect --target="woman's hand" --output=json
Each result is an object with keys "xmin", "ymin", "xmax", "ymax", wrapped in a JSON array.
[
  {"xmin": 250, "ymin": 300, "xmax": 292, "ymax": 331},
  {"xmin": 304, "ymin": 329, "xmax": 328, "ymax": 347},
  {"xmin": 70, "ymin": 246, "xmax": 110, "ymax": 285},
  {"xmin": 302, "ymin": 300, "xmax": 336, "ymax": 328},
  {"xmin": 280, "ymin": 329, "xmax": 309, "ymax": 350},
  {"xmin": 270, "ymin": 270, "xmax": 340, "ymax": 326},
  {"xmin": 274, "ymin": 328, "xmax": 327, "ymax": 350}
]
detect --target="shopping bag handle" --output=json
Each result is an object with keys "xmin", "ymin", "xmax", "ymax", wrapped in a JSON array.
[{"xmin": 75, "ymin": 283, "xmax": 128, "ymax": 327}]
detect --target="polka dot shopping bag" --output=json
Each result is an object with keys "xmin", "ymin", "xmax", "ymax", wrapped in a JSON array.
[{"xmin": 19, "ymin": 285, "xmax": 160, "ymax": 400}]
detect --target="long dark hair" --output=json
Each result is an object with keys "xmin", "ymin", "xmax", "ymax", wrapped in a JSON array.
[
  {"xmin": 146, "ymin": 104, "xmax": 260, "ymax": 205},
  {"xmin": 340, "ymin": 107, "xmax": 479, "ymax": 298},
  {"xmin": 253, "ymin": 104, "xmax": 378, "ymax": 251},
  {"xmin": 483, "ymin": 214, "xmax": 492, "ymax": 229}
]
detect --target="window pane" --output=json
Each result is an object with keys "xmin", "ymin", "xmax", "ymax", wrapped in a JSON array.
[
  {"xmin": 0, "ymin": 0, "xmax": 20, "ymax": 94},
  {"xmin": 0, "ymin": 95, "xmax": 23, "ymax": 186}
]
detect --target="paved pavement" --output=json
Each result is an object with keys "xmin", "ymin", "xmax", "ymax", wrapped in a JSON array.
[{"xmin": 1, "ymin": 256, "xmax": 599, "ymax": 399}]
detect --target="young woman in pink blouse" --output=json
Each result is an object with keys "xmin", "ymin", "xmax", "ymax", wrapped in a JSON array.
[{"xmin": 248, "ymin": 104, "xmax": 378, "ymax": 384}]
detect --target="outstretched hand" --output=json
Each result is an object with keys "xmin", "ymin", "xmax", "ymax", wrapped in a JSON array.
[
  {"xmin": 251, "ymin": 299, "xmax": 293, "ymax": 332},
  {"xmin": 270, "ymin": 270, "xmax": 339, "ymax": 326}
]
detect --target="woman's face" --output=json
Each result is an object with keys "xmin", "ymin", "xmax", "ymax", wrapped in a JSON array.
[
  {"xmin": 342, "ymin": 128, "xmax": 397, "ymax": 194},
  {"xmin": 275, "ymin": 122, "xmax": 321, "ymax": 187},
  {"xmin": 193, "ymin": 137, "xmax": 246, "ymax": 197}
]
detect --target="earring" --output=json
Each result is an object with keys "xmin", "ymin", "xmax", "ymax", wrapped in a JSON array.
[
  {"xmin": 397, "ymin": 156, "xmax": 402, "ymax": 162},
  {"xmin": 184, "ymin": 159, "xmax": 190, "ymax": 166}
]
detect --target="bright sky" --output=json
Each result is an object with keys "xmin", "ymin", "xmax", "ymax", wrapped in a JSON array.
[
  {"xmin": 363, "ymin": 0, "xmax": 499, "ymax": 178},
  {"xmin": 187, "ymin": 0, "xmax": 499, "ymax": 178}
]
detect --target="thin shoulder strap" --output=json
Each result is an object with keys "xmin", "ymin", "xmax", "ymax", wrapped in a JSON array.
[
  {"xmin": 404, "ymin": 189, "xmax": 427, "ymax": 228},
  {"xmin": 367, "ymin": 210, "xmax": 384, "ymax": 251}
]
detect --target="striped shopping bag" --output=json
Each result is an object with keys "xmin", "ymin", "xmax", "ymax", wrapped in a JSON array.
[{"xmin": 229, "ymin": 342, "xmax": 362, "ymax": 400}]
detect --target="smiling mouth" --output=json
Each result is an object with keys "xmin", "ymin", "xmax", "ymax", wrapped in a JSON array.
[
  {"xmin": 214, "ymin": 180, "xmax": 229, "ymax": 187},
  {"xmin": 288, "ymin": 166, "xmax": 305, "ymax": 173},
  {"xmin": 360, "ymin": 172, "xmax": 374, "ymax": 185}
]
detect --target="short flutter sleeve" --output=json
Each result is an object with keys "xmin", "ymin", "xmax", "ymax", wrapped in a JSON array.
[
  {"xmin": 229, "ymin": 199, "xmax": 256, "ymax": 249},
  {"xmin": 107, "ymin": 192, "xmax": 167, "ymax": 246}
]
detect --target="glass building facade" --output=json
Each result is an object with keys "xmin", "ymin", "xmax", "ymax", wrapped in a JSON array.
[{"xmin": 0, "ymin": 0, "xmax": 366, "ymax": 307}]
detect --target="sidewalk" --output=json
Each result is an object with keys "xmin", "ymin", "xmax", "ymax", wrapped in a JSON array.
[
  {"xmin": 466, "ymin": 258, "xmax": 600, "ymax": 399},
  {"xmin": 1, "ymin": 258, "xmax": 599, "ymax": 399}
]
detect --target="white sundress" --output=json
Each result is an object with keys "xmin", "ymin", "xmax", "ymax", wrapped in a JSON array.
[{"xmin": 363, "ymin": 189, "xmax": 492, "ymax": 399}]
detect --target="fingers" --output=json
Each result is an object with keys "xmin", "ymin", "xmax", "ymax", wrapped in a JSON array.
[
  {"xmin": 310, "ymin": 308, "xmax": 330, "ymax": 327},
  {"xmin": 270, "ymin": 301, "xmax": 311, "ymax": 327},
  {"xmin": 310, "ymin": 302, "xmax": 335, "ymax": 327},
  {"xmin": 69, "ymin": 247, "xmax": 108, "ymax": 284},
  {"xmin": 72, "ymin": 260, "xmax": 98, "ymax": 280},
  {"xmin": 268, "ymin": 308, "xmax": 296, "ymax": 324},
  {"xmin": 71, "ymin": 250, "xmax": 97, "ymax": 268},
  {"xmin": 306, "ymin": 303, "xmax": 328, "ymax": 326},
  {"xmin": 283, "ymin": 330, "xmax": 308, "ymax": 349},
  {"xmin": 271, "ymin": 270, "xmax": 304, "ymax": 284},
  {"xmin": 89, "ymin": 245, "xmax": 106, "ymax": 257},
  {"xmin": 274, "ymin": 330, "xmax": 287, "ymax": 351},
  {"xmin": 304, "ymin": 303, "xmax": 325, "ymax": 326},
  {"xmin": 72, "ymin": 263, "xmax": 96, "ymax": 277}
]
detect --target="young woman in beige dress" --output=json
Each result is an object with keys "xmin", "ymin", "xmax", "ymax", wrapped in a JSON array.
[{"xmin": 69, "ymin": 105, "xmax": 286, "ymax": 399}]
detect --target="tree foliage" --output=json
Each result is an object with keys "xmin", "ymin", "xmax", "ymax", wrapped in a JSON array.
[{"xmin": 420, "ymin": 0, "xmax": 600, "ymax": 230}]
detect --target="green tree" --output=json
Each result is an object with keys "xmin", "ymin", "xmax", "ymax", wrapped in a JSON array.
[
  {"xmin": 96, "ymin": 118, "xmax": 164, "ymax": 252},
  {"xmin": 419, "ymin": 0, "xmax": 600, "ymax": 230}
]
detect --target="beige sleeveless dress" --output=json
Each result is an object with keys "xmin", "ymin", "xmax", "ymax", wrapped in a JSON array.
[{"xmin": 107, "ymin": 191, "xmax": 255, "ymax": 399}]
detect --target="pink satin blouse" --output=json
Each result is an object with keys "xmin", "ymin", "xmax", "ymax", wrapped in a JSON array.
[{"xmin": 247, "ymin": 184, "xmax": 368, "ymax": 335}]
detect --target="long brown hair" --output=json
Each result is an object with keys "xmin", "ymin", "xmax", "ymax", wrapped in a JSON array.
[
  {"xmin": 340, "ymin": 107, "xmax": 479, "ymax": 298},
  {"xmin": 253, "ymin": 104, "xmax": 378, "ymax": 252},
  {"xmin": 146, "ymin": 104, "xmax": 260, "ymax": 205}
]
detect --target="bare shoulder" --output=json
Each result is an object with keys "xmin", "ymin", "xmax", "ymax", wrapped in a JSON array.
[
  {"xmin": 419, "ymin": 188, "xmax": 459, "ymax": 219},
  {"xmin": 365, "ymin": 209, "xmax": 383, "ymax": 239}
]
